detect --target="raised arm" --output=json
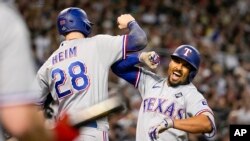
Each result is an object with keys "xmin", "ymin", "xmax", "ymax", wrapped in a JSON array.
[
  {"xmin": 111, "ymin": 51, "xmax": 160, "ymax": 86},
  {"xmin": 117, "ymin": 14, "xmax": 147, "ymax": 52}
]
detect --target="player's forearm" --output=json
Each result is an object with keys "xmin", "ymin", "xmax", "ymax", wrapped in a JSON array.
[
  {"xmin": 111, "ymin": 53, "xmax": 140, "ymax": 71},
  {"xmin": 173, "ymin": 114, "xmax": 212, "ymax": 133},
  {"xmin": 111, "ymin": 53, "xmax": 140, "ymax": 85},
  {"xmin": 127, "ymin": 21, "xmax": 147, "ymax": 52}
]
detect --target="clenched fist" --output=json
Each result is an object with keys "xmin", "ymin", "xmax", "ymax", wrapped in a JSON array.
[
  {"xmin": 117, "ymin": 14, "xmax": 135, "ymax": 29},
  {"xmin": 148, "ymin": 118, "xmax": 174, "ymax": 141},
  {"xmin": 139, "ymin": 51, "xmax": 160, "ymax": 69}
]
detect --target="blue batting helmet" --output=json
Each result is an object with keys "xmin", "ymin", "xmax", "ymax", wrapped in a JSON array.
[
  {"xmin": 57, "ymin": 7, "xmax": 93, "ymax": 37},
  {"xmin": 171, "ymin": 45, "xmax": 201, "ymax": 82}
]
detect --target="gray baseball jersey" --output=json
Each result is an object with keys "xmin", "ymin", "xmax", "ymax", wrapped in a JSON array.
[
  {"xmin": 136, "ymin": 68, "xmax": 216, "ymax": 141},
  {"xmin": 36, "ymin": 35, "xmax": 127, "ymax": 133},
  {"xmin": 0, "ymin": 2, "xmax": 37, "ymax": 140},
  {"xmin": 0, "ymin": 2, "xmax": 37, "ymax": 106}
]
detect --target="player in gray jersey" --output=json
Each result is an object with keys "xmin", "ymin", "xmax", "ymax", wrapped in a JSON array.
[
  {"xmin": 0, "ymin": 1, "xmax": 52, "ymax": 140},
  {"xmin": 0, "ymin": 1, "xmax": 80, "ymax": 141},
  {"xmin": 35, "ymin": 7, "xmax": 147, "ymax": 141},
  {"xmin": 111, "ymin": 45, "xmax": 216, "ymax": 141}
]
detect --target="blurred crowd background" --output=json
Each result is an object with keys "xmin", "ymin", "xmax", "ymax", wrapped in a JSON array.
[{"xmin": 14, "ymin": 0, "xmax": 250, "ymax": 141}]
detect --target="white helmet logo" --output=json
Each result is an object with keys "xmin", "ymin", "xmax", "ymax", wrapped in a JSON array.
[{"xmin": 184, "ymin": 48, "xmax": 192, "ymax": 56}]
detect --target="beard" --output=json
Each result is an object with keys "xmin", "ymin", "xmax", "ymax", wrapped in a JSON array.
[{"xmin": 167, "ymin": 76, "xmax": 189, "ymax": 87}]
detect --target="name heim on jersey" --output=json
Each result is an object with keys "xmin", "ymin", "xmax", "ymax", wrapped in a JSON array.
[{"xmin": 52, "ymin": 46, "xmax": 77, "ymax": 65}]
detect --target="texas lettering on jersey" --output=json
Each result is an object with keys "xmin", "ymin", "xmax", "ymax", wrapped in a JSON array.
[{"xmin": 143, "ymin": 97, "xmax": 185, "ymax": 119}]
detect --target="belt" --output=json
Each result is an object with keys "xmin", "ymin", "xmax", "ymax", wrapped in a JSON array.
[
  {"xmin": 74, "ymin": 120, "xmax": 97, "ymax": 128},
  {"xmin": 85, "ymin": 121, "xmax": 97, "ymax": 128}
]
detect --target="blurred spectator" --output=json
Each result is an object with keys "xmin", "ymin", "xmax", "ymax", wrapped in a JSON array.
[
  {"xmin": 33, "ymin": 30, "xmax": 51, "ymax": 67},
  {"xmin": 0, "ymin": 1, "xmax": 53, "ymax": 140}
]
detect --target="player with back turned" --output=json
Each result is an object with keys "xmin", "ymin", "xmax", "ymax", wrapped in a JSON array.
[
  {"xmin": 111, "ymin": 45, "xmax": 216, "ymax": 141},
  {"xmin": 35, "ymin": 7, "xmax": 147, "ymax": 141},
  {"xmin": 0, "ymin": 1, "xmax": 82, "ymax": 141}
]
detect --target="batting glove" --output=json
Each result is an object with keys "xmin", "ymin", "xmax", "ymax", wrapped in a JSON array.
[
  {"xmin": 148, "ymin": 118, "xmax": 174, "ymax": 141},
  {"xmin": 139, "ymin": 51, "xmax": 160, "ymax": 69},
  {"xmin": 53, "ymin": 114, "xmax": 79, "ymax": 141}
]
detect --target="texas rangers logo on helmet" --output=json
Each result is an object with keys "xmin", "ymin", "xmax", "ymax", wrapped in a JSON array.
[
  {"xmin": 60, "ymin": 20, "xmax": 66, "ymax": 25},
  {"xmin": 183, "ymin": 48, "xmax": 192, "ymax": 56}
]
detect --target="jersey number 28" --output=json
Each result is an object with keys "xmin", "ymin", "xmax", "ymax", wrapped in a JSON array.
[{"xmin": 52, "ymin": 61, "xmax": 89, "ymax": 98}]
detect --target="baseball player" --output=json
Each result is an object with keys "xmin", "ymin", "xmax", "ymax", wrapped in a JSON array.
[
  {"xmin": 0, "ymin": 2, "xmax": 81, "ymax": 141},
  {"xmin": 111, "ymin": 45, "xmax": 216, "ymax": 141},
  {"xmin": 35, "ymin": 7, "xmax": 147, "ymax": 141}
]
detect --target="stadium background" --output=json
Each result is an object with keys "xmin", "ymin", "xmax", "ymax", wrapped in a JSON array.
[{"xmin": 15, "ymin": 0, "xmax": 250, "ymax": 141}]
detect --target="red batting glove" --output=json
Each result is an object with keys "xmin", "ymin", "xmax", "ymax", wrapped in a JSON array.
[{"xmin": 53, "ymin": 114, "xmax": 80, "ymax": 141}]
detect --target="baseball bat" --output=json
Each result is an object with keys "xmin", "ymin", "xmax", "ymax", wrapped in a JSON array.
[{"xmin": 69, "ymin": 95, "xmax": 125, "ymax": 128}]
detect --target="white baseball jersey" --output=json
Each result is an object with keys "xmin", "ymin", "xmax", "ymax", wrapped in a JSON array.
[
  {"xmin": 135, "ymin": 68, "xmax": 216, "ymax": 141},
  {"xmin": 36, "ymin": 34, "xmax": 127, "ymax": 138}
]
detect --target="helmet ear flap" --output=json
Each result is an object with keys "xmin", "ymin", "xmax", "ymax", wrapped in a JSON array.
[
  {"xmin": 189, "ymin": 71, "xmax": 197, "ymax": 82},
  {"xmin": 82, "ymin": 21, "xmax": 92, "ymax": 36}
]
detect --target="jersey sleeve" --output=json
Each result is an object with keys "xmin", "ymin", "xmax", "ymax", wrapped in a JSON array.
[
  {"xmin": 35, "ymin": 65, "xmax": 51, "ymax": 105},
  {"xmin": 186, "ymin": 90, "xmax": 216, "ymax": 138},
  {"xmin": 137, "ymin": 68, "xmax": 161, "ymax": 98},
  {"xmin": 95, "ymin": 35, "xmax": 127, "ymax": 65}
]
